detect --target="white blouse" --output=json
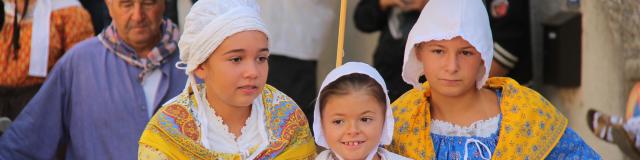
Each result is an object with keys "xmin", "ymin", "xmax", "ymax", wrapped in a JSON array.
[
  {"xmin": 430, "ymin": 115, "xmax": 501, "ymax": 138},
  {"xmin": 315, "ymin": 148, "xmax": 412, "ymax": 160},
  {"xmin": 196, "ymin": 90, "xmax": 269, "ymax": 159}
]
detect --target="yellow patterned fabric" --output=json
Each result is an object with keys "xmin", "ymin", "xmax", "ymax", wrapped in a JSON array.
[
  {"xmin": 138, "ymin": 85, "xmax": 316, "ymax": 159},
  {"xmin": 387, "ymin": 77, "xmax": 568, "ymax": 159}
]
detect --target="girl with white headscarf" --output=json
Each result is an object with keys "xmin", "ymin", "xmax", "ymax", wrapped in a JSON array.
[
  {"xmin": 387, "ymin": 0, "xmax": 599, "ymax": 159},
  {"xmin": 313, "ymin": 62, "xmax": 410, "ymax": 160},
  {"xmin": 138, "ymin": 0, "xmax": 316, "ymax": 159}
]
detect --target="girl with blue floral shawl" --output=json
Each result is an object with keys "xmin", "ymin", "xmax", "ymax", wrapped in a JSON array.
[
  {"xmin": 137, "ymin": 0, "xmax": 315, "ymax": 159},
  {"xmin": 387, "ymin": 0, "xmax": 601, "ymax": 159}
]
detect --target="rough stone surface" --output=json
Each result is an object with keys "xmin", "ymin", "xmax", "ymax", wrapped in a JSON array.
[{"xmin": 600, "ymin": 0, "xmax": 640, "ymax": 80}]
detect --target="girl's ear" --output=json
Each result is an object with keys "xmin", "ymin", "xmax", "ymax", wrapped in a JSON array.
[
  {"xmin": 194, "ymin": 64, "xmax": 206, "ymax": 80},
  {"xmin": 477, "ymin": 60, "xmax": 486, "ymax": 80},
  {"xmin": 415, "ymin": 48, "xmax": 423, "ymax": 63}
]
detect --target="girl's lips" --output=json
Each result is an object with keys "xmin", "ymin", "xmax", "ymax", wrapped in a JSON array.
[
  {"xmin": 439, "ymin": 79, "xmax": 462, "ymax": 86},
  {"xmin": 341, "ymin": 140, "xmax": 366, "ymax": 150},
  {"xmin": 238, "ymin": 85, "xmax": 259, "ymax": 94}
]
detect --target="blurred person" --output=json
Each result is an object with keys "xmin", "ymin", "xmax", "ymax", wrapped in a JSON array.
[
  {"xmin": 138, "ymin": 0, "xmax": 316, "ymax": 159},
  {"xmin": 0, "ymin": 0, "xmax": 93, "ymax": 120},
  {"xmin": 257, "ymin": 0, "xmax": 336, "ymax": 128},
  {"xmin": 78, "ymin": 0, "xmax": 109, "ymax": 34},
  {"xmin": 79, "ymin": 0, "xmax": 180, "ymax": 34},
  {"xmin": 587, "ymin": 82, "xmax": 640, "ymax": 157},
  {"xmin": 1, "ymin": 1, "xmax": 4, "ymax": 28},
  {"xmin": 0, "ymin": 0, "xmax": 186, "ymax": 159},
  {"xmin": 486, "ymin": 0, "xmax": 533, "ymax": 84},
  {"xmin": 354, "ymin": 0, "xmax": 427, "ymax": 101}
]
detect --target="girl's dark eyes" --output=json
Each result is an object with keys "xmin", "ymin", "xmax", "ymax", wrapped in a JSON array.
[
  {"xmin": 257, "ymin": 56, "xmax": 269, "ymax": 62},
  {"xmin": 229, "ymin": 57, "xmax": 241, "ymax": 62},
  {"xmin": 461, "ymin": 50, "xmax": 474, "ymax": 56},
  {"xmin": 431, "ymin": 49, "xmax": 445, "ymax": 55},
  {"xmin": 332, "ymin": 120, "xmax": 344, "ymax": 125},
  {"xmin": 361, "ymin": 117, "xmax": 373, "ymax": 123}
]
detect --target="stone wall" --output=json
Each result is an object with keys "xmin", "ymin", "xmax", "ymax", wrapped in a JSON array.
[{"xmin": 600, "ymin": 0, "xmax": 640, "ymax": 80}]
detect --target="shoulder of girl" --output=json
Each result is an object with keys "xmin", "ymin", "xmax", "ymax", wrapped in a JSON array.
[
  {"xmin": 263, "ymin": 84, "xmax": 296, "ymax": 102},
  {"xmin": 158, "ymin": 91, "xmax": 192, "ymax": 111},
  {"xmin": 392, "ymin": 87, "xmax": 424, "ymax": 106},
  {"xmin": 390, "ymin": 87, "xmax": 426, "ymax": 120},
  {"xmin": 500, "ymin": 79, "xmax": 565, "ymax": 121}
]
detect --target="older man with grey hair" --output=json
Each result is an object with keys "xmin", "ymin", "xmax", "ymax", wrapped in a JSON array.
[{"xmin": 0, "ymin": 0, "xmax": 186, "ymax": 159}]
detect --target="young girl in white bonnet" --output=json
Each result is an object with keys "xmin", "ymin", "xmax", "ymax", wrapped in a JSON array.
[
  {"xmin": 313, "ymin": 62, "xmax": 410, "ymax": 160},
  {"xmin": 138, "ymin": 0, "xmax": 316, "ymax": 159},
  {"xmin": 387, "ymin": 0, "xmax": 600, "ymax": 159}
]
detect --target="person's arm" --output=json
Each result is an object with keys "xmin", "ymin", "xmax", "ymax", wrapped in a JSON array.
[
  {"xmin": 354, "ymin": 0, "xmax": 392, "ymax": 33},
  {"xmin": 0, "ymin": 51, "xmax": 73, "ymax": 159},
  {"xmin": 489, "ymin": 0, "xmax": 532, "ymax": 78},
  {"xmin": 545, "ymin": 127, "xmax": 601, "ymax": 159},
  {"xmin": 490, "ymin": 59, "xmax": 510, "ymax": 77}
]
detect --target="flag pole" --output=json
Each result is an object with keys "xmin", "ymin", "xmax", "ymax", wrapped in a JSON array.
[{"xmin": 336, "ymin": 0, "xmax": 347, "ymax": 67}]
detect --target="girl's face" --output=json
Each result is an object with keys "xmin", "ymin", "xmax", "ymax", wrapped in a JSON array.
[
  {"xmin": 194, "ymin": 30, "xmax": 269, "ymax": 108},
  {"xmin": 321, "ymin": 91, "xmax": 385, "ymax": 160},
  {"xmin": 416, "ymin": 36, "xmax": 484, "ymax": 97}
]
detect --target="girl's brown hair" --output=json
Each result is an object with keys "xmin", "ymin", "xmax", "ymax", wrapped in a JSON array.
[{"xmin": 318, "ymin": 73, "xmax": 387, "ymax": 115}]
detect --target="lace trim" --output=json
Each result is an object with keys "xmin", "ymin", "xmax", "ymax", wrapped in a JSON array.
[
  {"xmin": 430, "ymin": 115, "xmax": 500, "ymax": 138},
  {"xmin": 202, "ymin": 90, "xmax": 252, "ymax": 141}
]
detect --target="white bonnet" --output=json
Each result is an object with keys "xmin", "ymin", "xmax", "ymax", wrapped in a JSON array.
[
  {"xmin": 402, "ymin": 0, "xmax": 493, "ymax": 89},
  {"xmin": 313, "ymin": 62, "xmax": 395, "ymax": 151},
  {"xmin": 177, "ymin": 0, "xmax": 269, "ymax": 75}
]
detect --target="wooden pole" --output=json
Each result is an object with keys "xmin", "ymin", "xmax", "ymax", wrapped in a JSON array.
[{"xmin": 336, "ymin": 0, "xmax": 347, "ymax": 67}]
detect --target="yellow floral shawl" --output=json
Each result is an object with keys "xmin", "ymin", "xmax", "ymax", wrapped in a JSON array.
[
  {"xmin": 387, "ymin": 77, "xmax": 567, "ymax": 160},
  {"xmin": 138, "ymin": 85, "xmax": 316, "ymax": 159}
]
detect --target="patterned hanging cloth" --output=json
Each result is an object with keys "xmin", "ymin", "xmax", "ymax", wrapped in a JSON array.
[{"xmin": 9, "ymin": 0, "xmax": 29, "ymax": 60}]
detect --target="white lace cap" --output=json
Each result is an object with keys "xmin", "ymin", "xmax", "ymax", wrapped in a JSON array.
[
  {"xmin": 177, "ymin": 0, "xmax": 269, "ymax": 76},
  {"xmin": 401, "ymin": 0, "xmax": 493, "ymax": 89},
  {"xmin": 313, "ymin": 62, "xmax": 395, "ymax": 154}
]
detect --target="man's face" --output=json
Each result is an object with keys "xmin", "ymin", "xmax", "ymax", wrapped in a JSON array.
[{"xmin": 106, "ymin": 0, "xmax": 165, "ymax": 48}]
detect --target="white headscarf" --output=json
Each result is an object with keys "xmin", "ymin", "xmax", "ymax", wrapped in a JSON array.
[
  {"xmin": 401, "ymin": 0, "xmax": 493, "ymax": 89},
  {"xmin": 22, "ymin": 0, "xmax": 80, "ymax": 77},
  {"xmin": 313, "ymin": 62, "xmax": 395, "ymax": 160},
  {"xmin": 175, "ymin": 0, "xmax": 269, "ymax": 109}
]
